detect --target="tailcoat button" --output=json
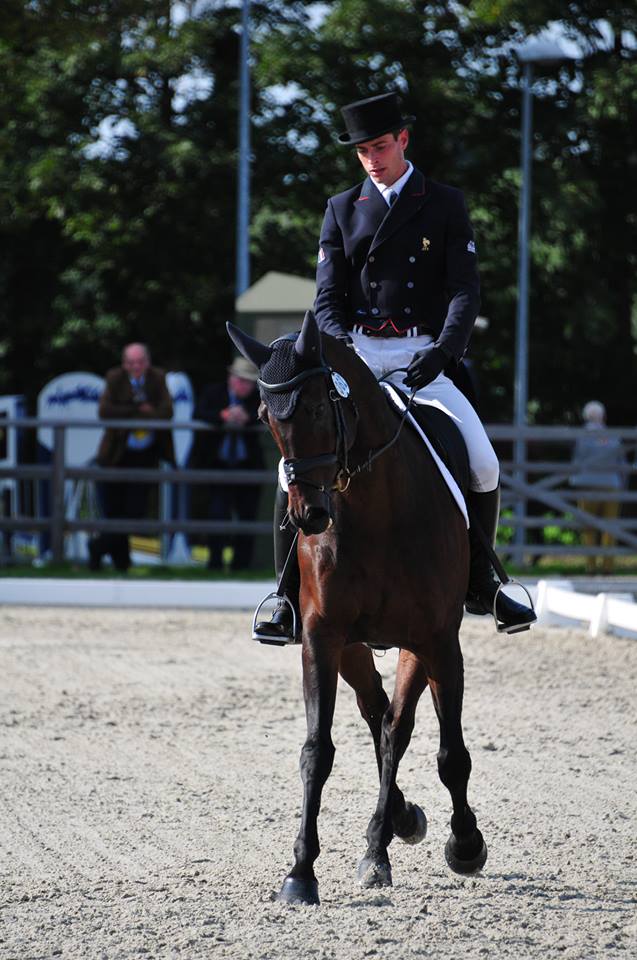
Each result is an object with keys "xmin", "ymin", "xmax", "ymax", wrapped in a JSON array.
[
  {"xmin": 370, "ymin": 281, "xmax": 377, "ymax": 288},
  {"xmin": 409, "ymin": 256, "xmax": 416, "ymax": 263},
  {"xmin": 404, "ymin": 307, "xmax": 412, "ymax": 315},
  {"xmin": 371, "ymin": 307, "xmax": 379, "ymax": 315},
  {"xmin": 407, "ymin": 281, "xmax": 414, "ymax": 288},
  {"xmin": 369, "ymin": 255, "xmax": 375, "ymax": 262}
]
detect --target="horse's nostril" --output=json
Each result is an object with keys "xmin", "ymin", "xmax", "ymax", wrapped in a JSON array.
[{"xmin": 301, "ymin": 506, "xmax": 331, "ymax": 534}]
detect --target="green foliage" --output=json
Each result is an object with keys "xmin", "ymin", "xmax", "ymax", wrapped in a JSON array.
[{"xmin": 0, "ymin": 0, "xmax": 636, "ymax": 426}]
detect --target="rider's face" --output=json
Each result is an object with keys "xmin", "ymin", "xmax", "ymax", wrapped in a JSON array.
[{"xmin": 355, "ymin": 129, "xmax": 409, "ymax": 186}]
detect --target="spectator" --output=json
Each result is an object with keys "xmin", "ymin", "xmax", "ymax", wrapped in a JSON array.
[
  {"xmin": 569, "ymin": 400, "xmax": 626, "ymax": 574},
  {"xmin": 89, "ymin": 343, "xmax": 174, "ymax": 571},
  {"xmin": 190, "ymin": 356, "xmax": 263, "ymax": 571}
]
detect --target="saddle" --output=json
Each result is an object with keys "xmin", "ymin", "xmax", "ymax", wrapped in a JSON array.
[
  {"xmin": 406, "ymin": 398, "xmax": 470, "ymax": 498},
  {"xmin": 381, "ymin": 383, "xmax": 470, "ymax": 516}
]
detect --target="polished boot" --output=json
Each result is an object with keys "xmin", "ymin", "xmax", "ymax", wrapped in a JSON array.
[
  {"xmin": 253, "ymin": 486, "xmax": 300, "ymax": 644},
  {"xmin": 465, "ymin": 486, "xmax": 536, "ymax": 632}
]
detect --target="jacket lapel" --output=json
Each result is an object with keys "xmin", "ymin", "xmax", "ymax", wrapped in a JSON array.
[
  {"xmin": 368, "ymin": 168, "xmax": 431, "ymax": 253},
  {"xmin": 353, "ymin": 176, "xmax": 388, "ymax": 232}
]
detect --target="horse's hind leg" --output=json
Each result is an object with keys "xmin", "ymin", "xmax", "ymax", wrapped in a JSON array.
[
  {"xmin": 339, "ymin": 646, "xmax": 427, "ymax": 845},
  {"xmin": 429, "ymin": 645, "xmax": 488, "ymax": 874},
  {"xmin": 358, "ymin": 652, "xmax": 429, "ymax": 888}
]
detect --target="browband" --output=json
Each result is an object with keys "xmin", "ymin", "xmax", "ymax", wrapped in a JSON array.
[{"xmin": 257, "ymin": 365, "xmax": 331, "ymax": 394}]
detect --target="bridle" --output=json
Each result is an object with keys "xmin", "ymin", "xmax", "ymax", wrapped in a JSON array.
[
  {"xmin": 258, "ymin": 361, "xmax": 416, "ymax": 497},
  {"xmin": 258, "ymin": 362, "xmax": 358, "ymax": 495}
]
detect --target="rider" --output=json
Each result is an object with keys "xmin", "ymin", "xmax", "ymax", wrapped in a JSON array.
[{"xmin": 255, "ymin": 90, "xmax": 536, "ymax": 642}]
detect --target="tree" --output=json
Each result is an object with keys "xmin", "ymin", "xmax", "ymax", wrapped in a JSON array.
[
  {"xmin": 1, "ymin": 0, "xmax": 635, "ymax": 425},
  {"xmin": 0, "ymin": 0, "xmax": 313, "ymax": 405},
  {"xmin": 252, "ymin": 0, "xmax": 637, "ymax": 423}
]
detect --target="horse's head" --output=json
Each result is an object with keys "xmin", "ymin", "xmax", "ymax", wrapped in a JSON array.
[{"xmin": 227, "ymin": 311, "xmax": 360, "ymax": 536}]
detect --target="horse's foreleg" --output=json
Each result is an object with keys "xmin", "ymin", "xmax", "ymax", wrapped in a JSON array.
[
  {"xmin": 277, "ymin": 638, "xmax": 339, "ymax": 906},
  {"xmin": 359, "ymin": 652, "xmax": 428, "ymax": 888},
  {"xmin": 339, "ymin": 646, "xmax": 425, "ymax": 841},
  {"xmin": 429, "ymin": 647, "xmax": 488, "ymax": 874}
]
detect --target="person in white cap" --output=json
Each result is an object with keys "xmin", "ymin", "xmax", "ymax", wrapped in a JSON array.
[
  {"xmin": 190, "ymin": 356, "xmax": 264, "ymax": 571},
  {"xmin": 570, "ymin": 400, "xmax": 626, "ymax": 574}
]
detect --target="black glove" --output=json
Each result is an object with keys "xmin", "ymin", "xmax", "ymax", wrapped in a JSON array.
[{"xmin": 403, "ymin": 344, "xmax": 449, "ymax": 391}]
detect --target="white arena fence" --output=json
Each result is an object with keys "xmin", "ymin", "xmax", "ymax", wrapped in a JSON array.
[
  {"xmin": 0, "ymin": 577, "xmax": 635, "ymax": 642},
  {"xmin": 533, "ymin": 579, "xmax": 637, "ymax": 639}
]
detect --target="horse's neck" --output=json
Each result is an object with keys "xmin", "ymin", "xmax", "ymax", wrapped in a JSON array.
[{"xmin": 352, "ymin": 383, "xmax": 399, "ymax": 460}]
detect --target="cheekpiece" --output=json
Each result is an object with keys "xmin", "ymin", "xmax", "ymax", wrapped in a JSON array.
[{"xmin": 338, "ymin": 92, "xmax": 416, "ymax": 145}]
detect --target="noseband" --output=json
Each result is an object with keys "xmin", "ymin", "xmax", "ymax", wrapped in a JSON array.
[{"xmin": 257, "ymin": 364, "xmax": 358, "ymax": 495}]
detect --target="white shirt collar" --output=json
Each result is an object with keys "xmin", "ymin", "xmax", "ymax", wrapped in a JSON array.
[{"xmin": 377, "ymin": 161, "xmax": 413, "ymax": 206}]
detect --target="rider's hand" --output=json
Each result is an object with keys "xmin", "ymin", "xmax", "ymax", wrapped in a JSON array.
[
  {"xmin": 336, "ymin": 333, "xmax": 355, "ymax": 349},
  {"xmin": 403, "ymin": 344, "xmax": 449, "ymax": 391}
]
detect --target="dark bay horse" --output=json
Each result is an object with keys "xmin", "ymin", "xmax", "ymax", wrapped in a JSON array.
[{"xmin": 228, "ymin": 311, "xmax": 487, "ymax": 905}]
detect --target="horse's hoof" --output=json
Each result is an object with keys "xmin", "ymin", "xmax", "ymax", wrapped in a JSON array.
[
  {"xmin": 444, "ymin": 832, "xmax": 488, "ymax": 874},
  {"xmin": 396, "ymin": 802, "xmax": 428, "ymax": 846},
  {"xmin": 276, "ymin": 876, "xmax": 320, "ymax": 906},
  {"xmin": 357, "ymin": 856, "xmax": 393, "ymax": 889}
]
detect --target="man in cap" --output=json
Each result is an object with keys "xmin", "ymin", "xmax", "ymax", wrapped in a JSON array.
[
  {"xmin": 190, "ymin": 356, "xmax": 264, "ymax": 571},
  {"xmin": 255, "ymin": 91, "xmax": 535, "ymax": 641}
]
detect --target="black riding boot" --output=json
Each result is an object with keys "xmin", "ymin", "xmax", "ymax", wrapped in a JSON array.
[
  {"xmin": 253, "ymin": 486, "xmax": 300, "ymax": 644},
  {"xmin": 465, "ymin": 486, "xmax": 536, "ymax": 632}
]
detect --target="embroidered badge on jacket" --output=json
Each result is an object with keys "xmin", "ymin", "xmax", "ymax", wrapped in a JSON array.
[
  {"xmin": 467, "ymin": 240, "xmax": 476, "ymax": 254},
  {"xmin": 421, "ymin": 237, "xmax": 431, "ymax": 252}
]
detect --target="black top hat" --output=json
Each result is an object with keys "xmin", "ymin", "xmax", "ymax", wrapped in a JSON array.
[{"xmin": 337, "ymin": 92, "xmax": 416, "ymax": 145}]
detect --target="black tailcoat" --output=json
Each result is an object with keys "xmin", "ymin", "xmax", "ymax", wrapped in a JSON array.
[{"xmin": 314, "ymin": 167, "xmax": 480, "ymax": 361}]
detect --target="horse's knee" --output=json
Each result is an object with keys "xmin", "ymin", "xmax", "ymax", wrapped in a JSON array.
[
  {"xmin": 300, "ymin": 734, "xmax": 335, "ymax": 782},
  {"xmin": 381, "ymin": 707, "xmax": 415, "ymax": 761},
  {"xmin": 437, "ymin": 744, "xmax": 471, "ymax": 791},
  {"xmin": 357, "ymin": 672, "xmax": 390, "ymax": 728}
]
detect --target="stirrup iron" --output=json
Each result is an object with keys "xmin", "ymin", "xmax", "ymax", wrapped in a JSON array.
[
  {"xmin": 492, "ymin": 579, "xmax": 535, "ymax": 635},
  {"xmin": 252, "ymin": 591, "xmax": 300, "ymax": 646}
]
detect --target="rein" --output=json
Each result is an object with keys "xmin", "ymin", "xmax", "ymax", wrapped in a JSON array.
[{"xmin": 343, "ymin": 368, "xmax": 416, "ymax": 484}]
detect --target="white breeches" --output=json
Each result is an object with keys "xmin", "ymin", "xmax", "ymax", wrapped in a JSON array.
[{"xmin": 350, "ymin": 332, "xmax": 499, "ymax": 493}]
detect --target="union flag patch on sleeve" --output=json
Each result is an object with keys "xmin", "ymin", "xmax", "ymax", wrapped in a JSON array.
[{"xmin": 318, "ymin": 246, "xmax": 326, "ymax": 263}]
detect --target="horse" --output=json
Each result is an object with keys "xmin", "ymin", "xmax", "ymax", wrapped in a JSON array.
[{"xmin": 227, "ymin": 310, "xmax": 487, "ymax": 905}]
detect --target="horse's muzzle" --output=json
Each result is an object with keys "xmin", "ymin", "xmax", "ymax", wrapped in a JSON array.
[{"xmin": 292, "ymin": 505, "xmax": 332, "ymax": 536}]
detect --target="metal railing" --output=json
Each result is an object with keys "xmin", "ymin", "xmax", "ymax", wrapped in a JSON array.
[
  {"xmin": 0, "ymin": 417, "xmax": 275, "ymax": 563},
  {"xmin": 490, "ymin": 425, "xmax": 637, "ymax": 565},
  {"xmin": 1, "ymin": 418, "xmax": 636, "ymax": 567}
]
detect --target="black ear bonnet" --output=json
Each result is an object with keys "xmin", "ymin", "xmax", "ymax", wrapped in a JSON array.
[{"xmin": 258, "ymin": 335, "xmax": 329, "ymax": 420}]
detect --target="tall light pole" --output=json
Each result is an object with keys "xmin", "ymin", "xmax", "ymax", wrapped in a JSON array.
[
  {"xmin": 235, "ymin": 0, "xmax": 251, "ymax": 298},
  {"xmin": 512, "ymin": 37, "xmax": 570, "ymax": 558}
]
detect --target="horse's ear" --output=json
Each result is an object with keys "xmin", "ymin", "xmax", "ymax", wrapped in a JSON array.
[
  {"xmin": 226, "ymin": 322, "xmax": 273, "ymax": 368},
  {"xmin": 294, "ymin": 309, "xmax": 322, "ymax": 363}
]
